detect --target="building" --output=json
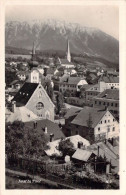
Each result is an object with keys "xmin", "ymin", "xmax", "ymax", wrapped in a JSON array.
[
  {"xmin": 99, "ymin": 75, "xmax": 119, "ymax": 89},
  {"xmin": 58, "ymin": 40, "xmax": 75, "ymax": 69},
  {"xmin": 12, "ymin": 82, "xmax": 55, "ymax": 121},
  {"xmin": 59, "ymin": 77, "xmax": 87, "ymax": 94},
  {"xmin": 25, "ymin": 118, "xmax": 65, "ymax": 142},
  {"xmin": 45, "ymin": 135, "xmax": 90, "ymax": 157},
  {"xmin": 92, "ymin": 89, "xmax": 119, "ymax": 120},
  {"xmin": 6, "ymin": 106, "xmax": 38, "ymax": 123},
  {"xmin": 65, "ymin": 106, "xmax": 119, "ymax": 142},
  {"xmin": 16, "ymin": 71, "xmax": 28, "ymax": 81},
  {"xmin": 85, "ymin": 81, "xmax": 107, "ymax": 102}
]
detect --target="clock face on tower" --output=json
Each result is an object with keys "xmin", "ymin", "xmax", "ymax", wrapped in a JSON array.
[{"xmin": 36, "ymin": 102, "xmax": 44, "ymax": 110}]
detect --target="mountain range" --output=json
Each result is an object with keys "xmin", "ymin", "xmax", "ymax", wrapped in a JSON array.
[{"xmin": 5, "ymin": 19, "xmax": 119, "ymax": 63}]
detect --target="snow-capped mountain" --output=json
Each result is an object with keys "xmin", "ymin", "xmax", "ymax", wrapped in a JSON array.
[{"xmin": 5, "ymin": 19, "xmax": 119, "ymax": 63}]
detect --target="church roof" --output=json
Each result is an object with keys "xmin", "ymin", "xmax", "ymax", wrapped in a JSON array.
[
  {"xmin": 12, "ymin": 82, "xmax": 38, "ymax": 106},
  {"xmin": 60, "ymin": 58, "xmax": 74, "ymax": 65}
]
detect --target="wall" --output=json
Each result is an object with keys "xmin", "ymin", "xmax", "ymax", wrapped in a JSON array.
[
  {"xmin": 94, "ymin": 110, "xmax": 119, "ymax": 141},
  {"xmin": 26, "ymin": 84, "xmax": 54, "ymax": 121}
]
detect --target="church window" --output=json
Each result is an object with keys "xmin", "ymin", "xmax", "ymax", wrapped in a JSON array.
[{"xmin": 36, "ymin": 102, "xmax": 44, "ymax": 110}]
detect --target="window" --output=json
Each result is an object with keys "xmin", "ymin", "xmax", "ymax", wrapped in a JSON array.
[
  {"xmin": 95, "ymin": 101, "xmax": 97, "ymax": 104},
  {"xmin": 36, "ymin": 102, "xmax": 44, "ymax": 110},
  {"xmin": 105, "ymin": 120, "xmax": 106, "ymax": 123},
  {"xmin": 113, "ymin": 127, "xmax": 115, "ymax": 131},
  {"xmin": 108, "ymin": 127, "xmax": 110, "ymax": 132},
  {"xmin": 111, "ymin": 103, "xmax": 113, "ymax": 106},
  {"xmin": 99, "ymin": 101, "xmax": 101, "ymax": 105},
  {"xmin": 98, "ymin": 127, "xmax": 100, "ymax": 131},
  {"xmin": 107, "ymin": 102, "xmax": 109, "ymax": 106},
  {"xmin": 108, "ymin": 120, "xmax": 110, "ymax": 123},
  {"xmin": 103, "ymin": 102, "xmax": 106, "ymax": 105},
  {"xmin": 115, "ymin": 103, "xmax": 118, "ymax": 107},
  {"xmin": 101, "ymin": 121, "xmax": 102, "ymax": 124},
  {"xmin": 113, "ymin": 118, "xmax": 115, "ymax": 122}
]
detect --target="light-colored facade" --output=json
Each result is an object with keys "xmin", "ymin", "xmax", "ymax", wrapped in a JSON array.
[
  {"xmin": 94, "ymin": 110, "xmax": 119, "ymax": 141},
  {"xmin": 28, "ymin": 69, "xmax": 40, "ymax": 83}
]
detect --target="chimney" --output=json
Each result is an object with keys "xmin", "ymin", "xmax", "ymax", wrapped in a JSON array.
[
  {"xmin": 12, "ymin": 101, "xmax": 16, "ymax": 113},
  {"xmin": 44, "ymin": 126, "xmax": 47, "ymax": 134},
  {"xmin": 78, "ymin": 141, "xmax": 83, "ymax": 149},
  {"xmin": 50, "ymin": 133, "xmax": 54, "ymax": 142},
  {"xmin": 97, "ymin": 145, "xmax": 100, "ymax": 157}
]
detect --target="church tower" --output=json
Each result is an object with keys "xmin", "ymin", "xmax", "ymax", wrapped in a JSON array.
[{"xmin": 66, "ymin": 39, "xmax": 71, "ymax": 62}]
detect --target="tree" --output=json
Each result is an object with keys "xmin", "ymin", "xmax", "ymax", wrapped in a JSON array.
[
  {"xmin": 5, "ymin": 121, "xmax": 48, "ymax": 159},
  {"xmin": 56, "ymin": 92, "xmax": 64, "ymax": 114},
  {"xmin": 58, "ymin": 138, "xmax": 74, "ymax": 157},
  {"xmin": 5, "ymin": 69, "xmax": 18, "ymax": 86}
]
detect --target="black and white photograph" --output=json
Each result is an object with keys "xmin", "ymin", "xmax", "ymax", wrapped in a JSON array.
[{"xmin": 1, "ymin": 1, "xmax": 124, "ymax": 190}]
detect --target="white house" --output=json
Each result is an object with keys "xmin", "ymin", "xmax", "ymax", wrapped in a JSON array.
[{"xmin": 59, "ymin": 77, "xmax": 87, "ymax": 93}]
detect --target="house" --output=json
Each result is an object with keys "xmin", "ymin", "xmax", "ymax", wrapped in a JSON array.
[
  {"xmin": 12, "ymin": 82, "xmax": 55, "ymax": 121},
  {"xmin": 65, "ymin": 106, "xmax": 119, "ymax": 142},
  {"xmin": 25, "ymin": 118, "xmax": 65, "ymax": 142},
  {"xmin": 93, "ymin": 89, "xmax": 119, "ymax": 120},
  {"xmin": 59, "ymin": 77, "xmax": 87, "ymax": 94},
  {"xmin": 45, "ymin": 135, "xmax": 90, "ymax": 157},
  {"xmin": 87, "ymin": 141, "xmax": 119, "ymax": 174},
  {"xmin": 6, "ymin": 106, "xmax": 38, "ymax": 123},
  {"xmin": 16, "ymin": 71, "xmax": 28, "ymax": 81},
  {"xmin": 85, "ymin": 81, "xmax": 107, "ymax": 102},
  {"xmin": 63, "ymin": 107, "xmax": 83, "ymax": 136},
  {"xmin": 9, "ymin": 80, "xmax": 24, "ymax": 90},
  {"xmin": 46, "ymin": 67, "xmax": 58, "ymax": 80},
  {"xmin": 99, "ymin": 75, "xmax": 119, "ymax": 89},
  {"xmin": 65, "ymin": 97, "xmax": 85, "ymax": 107}
]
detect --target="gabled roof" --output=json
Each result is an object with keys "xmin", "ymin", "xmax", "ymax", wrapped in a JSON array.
[
  {"xmin": 12, "ymin": 82, "xmax": 38, "ymax": 106},
  {"xmin": 96, "ymin": 89, "xmax": 119, "ymax": 100},
  {"xmin": 63, "ymin": 77, "xmax": 87, "ymax": 85},
  {"xmin": 64, "ymin": 107, "xmax": 82, "ymax": 119},
  {"xmin": 71, "ymin": 106, "xmax": 107, "ymax": 128},
  {"xmin": 25, "ymin": 118, "xmax": 65, "ymax": 141},
  {"xmin": 72, "ymin": 149, "xmax": 93, "ymax": 162},
  {"xmin": 99, "ymin": 76, "xmax": 119, "ymax": 83}
]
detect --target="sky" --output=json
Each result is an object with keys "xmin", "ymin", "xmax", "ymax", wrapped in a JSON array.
[{"xmin": 6, "ymin": 5, "xmax": 119, "ymax": 40}]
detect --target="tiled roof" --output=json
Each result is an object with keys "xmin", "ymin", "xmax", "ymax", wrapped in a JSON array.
[
  {"xmin": 96, "ymin": 89, "xmax": 119, "ymax": 100},
  {"xmin": 87, "ymin": 142, "xmax": 119, "ymax": 172},
  {"xmin": 99, "ymin": 76, "xmax": 119, "ymax": 83},
  {"xmin": 45, "ymin": 135, "xmax": 90, "ymax": 156},
  {"xmin": 25, "ymin": 119, "xmax": 65, "ymax": 141},
  {"xmin": 67, "ymin": 77, "xmax": 86, "ymax": 85},
  {"xmin": 12, "ymin": 82, "xmax": 38, "ymax": 106},
  {"xmin": 72, "ymin": 149, "xmax": 93, "ymax": 162},
  {"xmin": 71, "ymin": 106, "xmax": 107, "ymax": 128},
  {"xmin": 64, "ymin": 107, "xmax": 82, "ymax": 119},
  {"xmin": 6, "ymin": 107, "xmax": 38, "ymax": 123},
  {"xmin": 60, "ymin": 59, "xmax": 74, "ymax": 65}
]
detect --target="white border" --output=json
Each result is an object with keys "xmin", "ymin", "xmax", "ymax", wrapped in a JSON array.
[{"xmin": 0, "ymin": 0, "xmax": 126, "ymax": 195}]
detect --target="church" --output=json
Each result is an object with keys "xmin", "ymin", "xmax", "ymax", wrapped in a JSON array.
[{"xmin": 58, "ymin": 40, "xmax": 75, "ymax": 69}]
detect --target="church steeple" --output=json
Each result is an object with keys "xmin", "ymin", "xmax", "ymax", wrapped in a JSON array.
[{"xmin": 67, "ymin": 39, "xmax": 71, "ymax": 62}]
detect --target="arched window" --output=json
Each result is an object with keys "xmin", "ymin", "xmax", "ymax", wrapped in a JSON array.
[{"xmin": 36, "ymin": 102, "xmax": 44, "ymax": 110}]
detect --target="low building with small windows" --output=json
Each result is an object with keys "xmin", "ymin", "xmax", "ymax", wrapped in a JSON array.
[
  {"xmin": 98, "ymin": 75, "xmax": 119, "ymax": 89},
  {"xmin": 11, "ymin": 82, "xmax": 55, "ymax": 121},
  {"xmin": 85, "ymin": 81, "xmax": 107, "ymax": 102},
  {"xmin": 59, "ymin": 77, "xmax": 87, "ymax": 94},
  {"xmin": 92, "ymin": 89, "xmax": 119, "ymax": 120},
  {"xmin": 64, "ymin": 106, "xmax": 119, "ymax": 143}
]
